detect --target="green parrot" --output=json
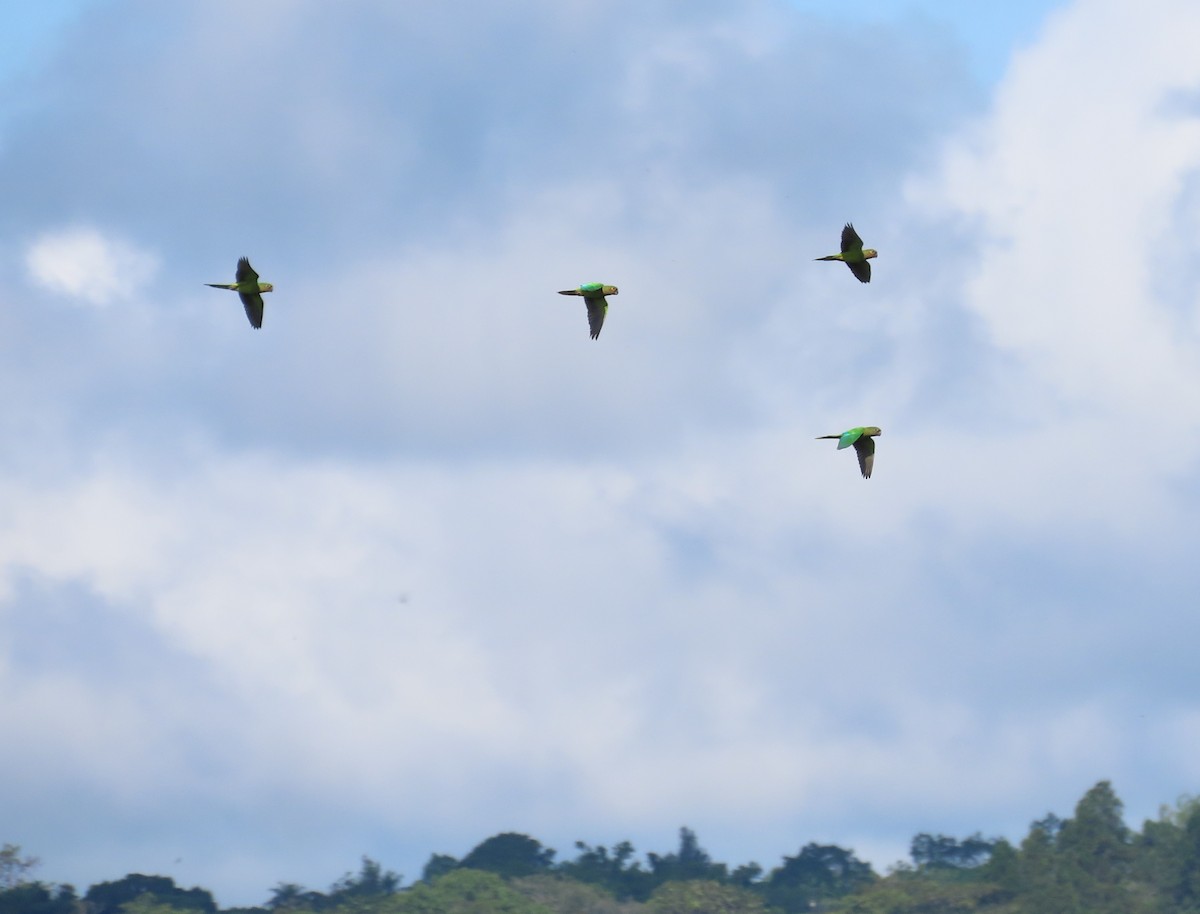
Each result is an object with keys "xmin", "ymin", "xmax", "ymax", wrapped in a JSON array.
[
  {"xmin": 558, "ymin": 282, "xmax": 619, "ymax": 339},
  {"xmin": 817, "ymin": 426, "xmax": 882, "ymax": 479},
  {"xmin": 815, "ymin": 224, "xmax": 877, "ymax": 283},
  {"xmin": 206, "ymin": 257, "xmax": 274, "ymax": 328}
]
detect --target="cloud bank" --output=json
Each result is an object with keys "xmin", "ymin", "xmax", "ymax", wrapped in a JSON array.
[{"xmin": 3, "ymin": 0, "xmax": 1200, "ymax": 906}]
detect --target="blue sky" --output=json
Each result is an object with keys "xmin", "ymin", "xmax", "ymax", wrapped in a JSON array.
[{"xmin": 7, "ymin": 0, "xmax": 1200, "ymax": 908}]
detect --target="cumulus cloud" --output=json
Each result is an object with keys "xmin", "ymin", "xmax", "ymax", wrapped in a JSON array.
[
  {"xmin": 25, "ymin": 226, "xmax": 157, "ymax": 305},
  {"xmin": 6, "ymin": 0, "xmax": 1200, "ymax": 907}
]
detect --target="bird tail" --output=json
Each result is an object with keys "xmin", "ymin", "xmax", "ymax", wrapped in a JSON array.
[
  {"xmin": 815, "ymin": 435, "xmax": 840, "ymax": 439},
  {"xmin": 558, "ymin": 289, "xmax": 582, "ymax": 296},
  {"xmin": 814, "ymin": 255, "xmax": 842, "ymax": 262},
  {"xmin": 205, "ymin": 283, "xmax": 237, "ymax": 290}
]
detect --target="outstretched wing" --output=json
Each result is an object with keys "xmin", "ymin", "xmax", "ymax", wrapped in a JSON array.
[
  {"xmin": 239, "ymin": 291, "xmax": 264, "ymax": 329},
  {"xmin": 235, "ymin": 257, "xmax": 259, "ymax": 284},
  {"xmin": 586, "ymin": 298, "xmax": 607, "ymax": 339},
  {"xmin": 840, "ymin": 223, "xmax": 864, "ymax": 255},
  {"xmin": 853, "ymin": 436, "xmax": 876, "ymax": 479},
  {"xmin": 846, "ymin": 259, "xmax": 871, "ymax": 283}
]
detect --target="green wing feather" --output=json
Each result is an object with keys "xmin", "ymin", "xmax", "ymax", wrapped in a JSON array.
[
  {"xmin": 838, "ymin": 427, "xmax": 864, "ymax": 449},
  {"xmin": 840, "ymin": 224, "xmax": 864, "ymax": 255},
  {"xmin": 235, "ymin": 257, "xmax": 259, "ymax": 284},
  {"xmin": 240, "ymin": 291, "xmax": 264, "ymax": 329},
  {"xmin": 586, "ymin": 299, "xmax": 606, "ymax": 339}
]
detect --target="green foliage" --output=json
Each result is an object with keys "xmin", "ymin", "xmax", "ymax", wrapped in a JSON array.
[
  {"xmin": 510, "ymin": 875, "xmax": 637, "ymax": 914},
  {"xmin": 910, "ymin": 834, "xmax": 996, "ymax": 871},
  {"xmin": 646, "ymin": 829, "xmax": 727, "ymax": 886},
  {"xmin": 420, "ymin": 855, "xmax": 459, "ymax": 884},
  {"xmin": 17, "ymin": 780, "xmax": 1200, "ymax": 914},
  {"xmin": 825, "ymin": 872, "xmax": 1004, "ymax": 914},
  {"xmin": 763, "ymin": 843, "xmax": 875, "ymax": 912},
  {"xmin": 386, "ymin": 870, "xmax": 552, "ymax": 914},
  {"xmin": 645, "ymin": 880, "xmax": 767, "ymax": 914},
  {"xmin": 121, "ymin": 893, "xmax": 197, "ymax": 914},
  {"xmin": 328, "ymin": 858, "xmax": 402, "ymax": 903},
  {"xmin": 0, "ymin": 844, "xmax": 40, "ymax": 890},
  {"xmin": 460, "ymin": 835, "xmax": 556, "ymax": 880},
  {"xmin": 0, "ymin": 881, "xmax": 78, "ymax": 914},
  {"xmin": 266, "ymin": 881, "xmax": 327, "ymax": 910},
  {"xmin": 1135, "ymin": 796, "xmax": 1200, "ymax": 913},
  {"xmin": 557, "ymin": 842, "xmax": 652, "ymax": 900},
  {"xmin": 85, "ymin": 874, "xmax": 216, "ymax": 914}
]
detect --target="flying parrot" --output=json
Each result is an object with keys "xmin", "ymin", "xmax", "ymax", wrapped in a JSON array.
[
  {"xmin": 206, "ymin": 257, "xmax": 274, "ymax": 328},
  {"xmin": 816, "ymin": 426, "xmax": 882, "ymax": 479},
  {"xmin": 815, "ymin": 224, "xmax": 877, "ymax": 283},
  {"xmin": 558, "ymin": 283, "xmax": 619, "ymax": 339}
]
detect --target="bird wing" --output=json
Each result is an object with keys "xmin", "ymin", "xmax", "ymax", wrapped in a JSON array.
[
  {"xmin": 840, "ymin": 224, "xmax": 864, "ymax": 255},
  {"xmin": 235, "ymin": 257, "xmax": 259, "ymax": 284},
  {"xmin": 846, "ymin": 259, "xmax": 871, "ymax": 283},
  {"xmin": 586, "ymin": 297, "xmax": 607, "ymax": 339},
  {"xmin": 853, "ymin": 436, "xmax": 875, "ymax": 479},
  {"xmin": 239, "ymin": 291, "xmax": 264, "ymax": 328}
]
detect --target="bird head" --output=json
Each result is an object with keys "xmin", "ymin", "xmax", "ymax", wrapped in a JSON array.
[
  {"xmin": 863, "ymin": 249, "xmax": 878, "ymax": 260},
  {"xmin": 260, "ymin": 282, "xmax": 274, "ymax": 293},
  {"xmin": 601, "ymin": 285, "xmax": 618, "ymax": 296},
  {"xmin": 863, "ymin": 426, "xmax": 882, "ymax": 436}
]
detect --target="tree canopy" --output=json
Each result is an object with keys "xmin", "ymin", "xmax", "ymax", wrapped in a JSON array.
[{"xmin": 5, "ymin": 781, "xmax": 1200, "ymax": 914}]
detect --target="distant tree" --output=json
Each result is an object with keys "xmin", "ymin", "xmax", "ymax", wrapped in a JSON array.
[
  {"xmin": 826, "ymin": 872, "xmax": 999, "ymax": 914},
  {"xmin": 646, "ymin": 829, "xmax": 726, "ymax": 885},
  {"xmin": 1055, "ymin": 780, "xmax": 1134, "ymax": 913},
  {"xmin": 328, "ymin": 858, "xmax": 401, "ymax": 902},
  {"xmin": 910, "ymin": 833, "xmax": 996, "ymax": 870},
  {"xmin": 0, "ymin": 844, "xmax": 39, "ymax": 889},
  {"xmin": 976, "ymin": 837, "xmax": 1019, "ymax": 902},
  {"xmin": 645, "ymin": 880, "xmax": 766, "ymax": 914},
  {"xmin": 556, "ymin": 842, "xmax": 651, "ymax": 901},
  {"xmin": 0, "ymin": 881, "xmax": 77, "ymax": 914},
  {"xmin": 1170, "ymin": 803, "xmax": 1200, "ymax": 912},
  {"xmin": 266, "ymin": 882, "xmax": 326, "ymax": 911},
  {"xmin": 390, "ymin": 870, "xmax": 550, "ymax": 914},
  {"xmin": 459, "ymin": 834, "xmax": 555, "ymax": 879},
  {"xmin": 510, "ymin": 874, "xmax": 636, "ymax": 914},
  {"xmin": 1013, "ymin": 815, "xmax": 1068, "ymax": 914},
  {"xmin": 85, "ymin": 875, "xmax": 216, "ymax": 914},
  {"xmin": 419, "ymin": 856, "xmax": 458, "ymax": 885},
  {"xmin": 119, "ymin": 894, "xmax": 191, "ymax": 914},
  {"xmin": 763, "ymin": 843, "xmax": 875, "ymax": 912},
  {"xmin": 729, "ymin": 862, "xmax": 763, "ymax": 888}
]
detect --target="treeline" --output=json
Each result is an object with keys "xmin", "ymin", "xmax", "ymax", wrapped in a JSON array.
[{"xmin": 5, "ymin": 780, "xmax": 1200, "ymax": 914}]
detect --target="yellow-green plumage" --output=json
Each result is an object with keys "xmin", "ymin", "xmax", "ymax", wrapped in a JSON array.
[
  {"xmin": 205, "ymin": 257, "xmax": 274, "ymax": 328},
  {"xmin": 558, "ymin": 283, "xmax": 619, "ymax": 339},
  {"xmin": 815, "ymin": 224, "xmax": 878, "ymax": 283},
  {"xmin": 816, "ymin": 426, "xmax": 882, "ymax": 478}
]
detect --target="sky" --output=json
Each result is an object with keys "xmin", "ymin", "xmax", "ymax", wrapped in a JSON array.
[{"xmin": 4, "ymin": 0, "xmax": 1200, "ymax": 907}]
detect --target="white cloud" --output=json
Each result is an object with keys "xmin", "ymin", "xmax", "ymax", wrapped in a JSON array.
[
  {"xmin": 7, "ymin": 0, "xmax": 1200, "ymax": 905},
  {"xmin": 25, "ymin": 227, "xmax": 158, "ymax": 306}
]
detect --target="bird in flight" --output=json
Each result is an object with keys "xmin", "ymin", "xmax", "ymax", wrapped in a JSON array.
[
  {"xmin": 817, "ymin": 426, "xmax": 882, "ymax": 478},
  {"xmin": 558, "ymin": 283, "xmax": 619, "ymax": 339},
  {"xmin": 815, "ymin": 224, "xmax": 877, "ymax": 283},
  {"xmin": 206, "ymin": 257, "xmax": 274, "ymax": 328}
]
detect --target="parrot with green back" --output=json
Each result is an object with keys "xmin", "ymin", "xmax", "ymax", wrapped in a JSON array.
[
  {"xmin": 206, "ymin": 257, "xmax": 274, "ymax": 328},
  {"xmin": 817, "ymin": 426, "xmax": 882, "ymax": 479},
  {"xmin": 558, "ymin": 283, "xmax": 618, "ymax": 339},
  {"xmin": 815, "ymin": 224, "xmax": 877, "ymax": 283}
]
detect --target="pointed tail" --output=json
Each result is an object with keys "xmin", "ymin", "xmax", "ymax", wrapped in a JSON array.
[
  {"xmin": 205, "ymin": 283, "xmax": 237, "ymax": 290},
  {"xmin": 558, "ymin": 289, "xmax": 582, "ymax": 296}
]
